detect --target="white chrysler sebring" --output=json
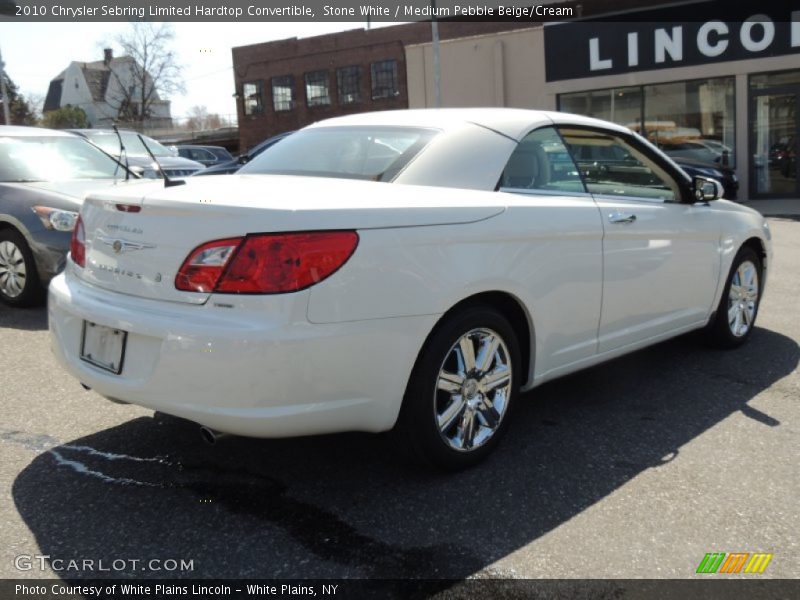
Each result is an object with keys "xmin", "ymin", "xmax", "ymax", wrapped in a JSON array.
[{"xmin": 49, "ymin": 109, "xmax": 771, "ymax": 469}]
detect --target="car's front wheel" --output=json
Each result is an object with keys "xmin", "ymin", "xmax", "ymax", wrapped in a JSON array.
[
  {"xmin": 0, "ymin": 229, "xmax": 43, "ymax": 307},
  {"xmin": 394, "ymin": 305, "xmax": 520, "ymax": 470},
  {"xmin": 704, "ymin": 246, "xmax": 762, "ymax": 348}
]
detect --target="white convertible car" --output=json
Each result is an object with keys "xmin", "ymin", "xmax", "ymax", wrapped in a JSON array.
[{"xmin": 49, "ymin": 109, "xmax": 771, "ymax": 469}]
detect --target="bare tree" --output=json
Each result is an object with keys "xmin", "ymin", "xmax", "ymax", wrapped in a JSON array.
[
  {"xmin": 185, "ymin": 105, "xmax": 225, "ymax": 131},
  {"xmin": 25, "ymin": 91, "xmax": 45, "ymax": 121},
  {"xmin": 107, "ymin": 23, "xmax": 185, "ymax": 126}
]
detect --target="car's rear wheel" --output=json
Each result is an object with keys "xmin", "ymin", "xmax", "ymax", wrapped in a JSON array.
[
  {"xmin": 394, "ymin": 306, "xmax": 520, "ymax": 470},
  {"xmin": 704, "ymin": 246, "xmax": 762, "ymax": 348},
  {"xmin": 0, "ymin": 229, "xmax": 43, "ymax": 307}
]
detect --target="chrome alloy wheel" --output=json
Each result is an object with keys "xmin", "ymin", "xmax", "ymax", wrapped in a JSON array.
[
  {"xmin": 728, "ymin": 260, "xmax": 759, "ymax": 338},
  {"xmin": 434, "ymin": 328, "xmax": 512, "ymax": 452},
  {"xmin": 0, "ymin": 240, "xmax": 26, "ymax": 299}
]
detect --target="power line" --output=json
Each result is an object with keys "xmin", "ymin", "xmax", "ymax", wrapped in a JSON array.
[{"xmin": 183, "ymin": 65, "xmax": 233, "ymax": 82}]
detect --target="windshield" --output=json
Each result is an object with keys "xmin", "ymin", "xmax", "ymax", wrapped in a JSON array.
[
  {"xmin": 0, "ymin": 135, "xmax": 126, "ymax": 182},
  {"xmin": 83, "ymin": 131, "xmax": 173, "ymax": 158},
  {"xmin": 239, "ymin": 126, "xmax": 437, "ymax": 181}
]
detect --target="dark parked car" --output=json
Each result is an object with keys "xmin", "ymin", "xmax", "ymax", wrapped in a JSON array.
[
  {"xmin": 175, "ymin": 145, "xmax": 233, "ymax": 167},
  {"xmin": 192, "ymin": 131, "xmax": 293, "ymax": 176},
  {"xmin": 69, "ymin": 129, "xmax": 205, "ymax": 178},
  {"xmin": 0, "ymin": 125, "xmax": 145, "ymax": 306},
  {"xmin": 672, "ymin": 157, "xmax": 739, "ymax": 200}
]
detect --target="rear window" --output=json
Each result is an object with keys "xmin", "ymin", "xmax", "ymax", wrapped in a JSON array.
[{"xmin": 239, "ymin": 126, "xmax": 438, "ymax": 182}]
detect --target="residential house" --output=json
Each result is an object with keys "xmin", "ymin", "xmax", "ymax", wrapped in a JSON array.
[{"xmin": 43, "ymin": 49, "xmax": 172, "ymax": 129}]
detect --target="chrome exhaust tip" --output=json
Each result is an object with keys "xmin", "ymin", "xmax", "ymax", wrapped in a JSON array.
[{"xmin": 199, "ymin": 426, "xmax": 230, "ymax": 445}]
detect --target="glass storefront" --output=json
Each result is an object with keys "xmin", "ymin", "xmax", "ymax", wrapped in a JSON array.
[
  {"xmin": 750, "ymin": 70, "xmax": 800, "ymax": 198},
  {"xmin": 560, "ymin": 77, "xmax": 736, "ymax": 167},
  {"xmin": 559, "ymin": 86, "xmax": 642, "ymax": 130}
]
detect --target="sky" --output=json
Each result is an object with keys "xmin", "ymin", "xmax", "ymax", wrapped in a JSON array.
[{"xmin": 0, "ymin": 22, "xmax": 393, "ymax": 122}]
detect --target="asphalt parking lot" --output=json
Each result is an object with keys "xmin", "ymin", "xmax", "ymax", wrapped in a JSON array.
[{"xmin": 0, "ymin": 218, "xmax": 797, "ymax": 584}]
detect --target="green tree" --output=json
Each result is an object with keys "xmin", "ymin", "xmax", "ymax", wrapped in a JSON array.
[
  {"xmin": 42, "ymin": 105, "xmax": 89, "ymax": 129},
  {"xmin": 0, "ymin": 72, "xmax": 38, "ymax": 125}
]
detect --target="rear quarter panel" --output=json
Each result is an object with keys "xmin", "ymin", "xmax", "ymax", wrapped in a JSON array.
[{"xmin": 307, "ymin": 193, "xmax": 605, "ymax": 381}]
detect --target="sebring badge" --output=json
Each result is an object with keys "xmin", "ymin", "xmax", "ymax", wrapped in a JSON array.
[{"xmin": 98, "ymin": 235, "xmax": 156, "ymax": 254}]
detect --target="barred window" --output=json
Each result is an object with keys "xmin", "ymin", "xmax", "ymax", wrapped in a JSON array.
[
  {"xmin": 337, "ymin": 66, "xmax": 362, "ymax": 105},
  {"xmin": 243, "ymin": 81, "xmax": 263, "ymax": 116},
  {"xmin": 305, "ymin": 71, "xmax": 331, "ymax": 107},
  {"xmin": 371, "ymin": 60, "xmax": 398, "ymax": 100},
  {"xmin": 272, "ymin": 76, "xmax": 295, "ymax": 112}
]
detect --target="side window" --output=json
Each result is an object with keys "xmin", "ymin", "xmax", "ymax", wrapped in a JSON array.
[
  {"xmin": 193, "ymin": 149, "xmax": 214, "ymax": 162},
  {"xmin": 500, "ymin": 127, "xmax": 585, "ymax": 193},
  {"xmin": 559, "ymin": 127, "xmax": 679, "ymax": 202}
]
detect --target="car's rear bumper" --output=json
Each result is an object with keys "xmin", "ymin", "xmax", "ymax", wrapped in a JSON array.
[{"xmin": 48, "ymin": 270, "xmax": 437, "ymax": 437}]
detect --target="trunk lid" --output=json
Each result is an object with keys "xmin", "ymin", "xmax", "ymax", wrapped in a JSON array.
[{"xmin": 77, "ymin": 174, "xmax": 505, "ymax": 304}]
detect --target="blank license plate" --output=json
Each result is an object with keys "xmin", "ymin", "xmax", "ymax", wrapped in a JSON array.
[{"xmin": 80, "ymin": 321, "xmax": 127, "ymax": 375}]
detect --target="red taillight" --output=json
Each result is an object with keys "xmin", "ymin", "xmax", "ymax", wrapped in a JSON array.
[
  {"xmin": 175, "ymin": 231, "xmax": 359, "ymax": 294},
  {"xmin": 175, "ymin": 238, "xmax": 242, "ymax": 292},
  {"xmin": 70, "ymin": 215, "xmax": 86, "ymax": 267}
]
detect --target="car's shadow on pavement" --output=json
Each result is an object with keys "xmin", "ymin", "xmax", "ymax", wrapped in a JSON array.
[
  {"xmin": 11, "ymin": 328, "xmax": 799, "ymax": 582},
  {"xmin": 0, "ymin": 304, "xmax": 47, "ymax": 331}
]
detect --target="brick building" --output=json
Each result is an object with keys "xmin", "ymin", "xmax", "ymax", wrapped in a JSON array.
[{"xmin": 231, "ymin": 21, "xmax": 546, "ymax": 151}]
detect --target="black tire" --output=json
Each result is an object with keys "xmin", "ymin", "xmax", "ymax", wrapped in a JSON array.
[
  {"xmin": 0, "ymin": 228, "xmax": 44, "ymax": 308},
  {"xmin": 393, "ymin": 305, "xmax": 521, "ymax": 470},
  {"xmin": 703, "ymin": 246, "xmax": 762, "ymax": 349}
]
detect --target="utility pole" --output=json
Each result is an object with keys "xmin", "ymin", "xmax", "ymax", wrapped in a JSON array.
[
  {"xmin": 431, "ymin": 0, "xmax": 442, "ymax": 107},
  {"xmin": 0, "ymin": 46, "xmax": 11, "ymax": 125}
]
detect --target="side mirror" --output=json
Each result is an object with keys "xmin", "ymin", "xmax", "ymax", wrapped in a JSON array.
[
  {"xmin": 128, "ymin": 165, "xmax": 146, "ymax": 178},
  {"xmin": 693, "ymin": 176, "xmax": 723, "ymax": 202},
  {"xmin": 237, "ymin": 155, "xmax": 249, "ymax": 165}
]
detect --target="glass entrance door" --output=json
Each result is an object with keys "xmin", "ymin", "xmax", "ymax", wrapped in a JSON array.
[{"xmin": 750, "ymin": 77, "xmax": 799, "ymax": 198}]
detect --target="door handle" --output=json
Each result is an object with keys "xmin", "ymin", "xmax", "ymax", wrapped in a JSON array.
[{"xmin": 609, "ymin": 212, "xmax": 637, "ymax": 224}]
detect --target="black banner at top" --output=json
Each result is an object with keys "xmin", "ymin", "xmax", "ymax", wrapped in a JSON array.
[
  {"xmin": 544, "ymin": 0, "xmax": 800, "ymax": 82},
  {"xmin": 2, "ymin": 0, "xmax": 579, "ymax": 22}
]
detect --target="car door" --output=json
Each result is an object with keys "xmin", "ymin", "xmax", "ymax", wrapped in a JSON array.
[
  {"xmin": 559, "ymin": 126, "xmax": 721, "ymax": 353},
  {"xmin": 497, "ymin": 126, "xmax": 604, "ymax": 376}
]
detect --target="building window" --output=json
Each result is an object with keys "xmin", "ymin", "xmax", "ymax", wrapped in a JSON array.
[
  {"xmin": 644, "ymin": 79, "xmax": 735, "ymax": 167},
  {"xmin": 560, "ymin": 86, "xmax": 643, "ymax": 131},
  {"xmin": 337, "ymin": 66, "xmax": 362, "ymax": 105},
  {"xmin": 371, "ymin": 60, "xmax": 398, "ymax": 100},
  {"xmin": 243, "ymin": 81, "xmax": 263, "ymax": 116},
  {"xmin": 304, "ymin": 71, "xmax": 331, "ymax": 107},
  {"xmin": 559, "ymin": 77, "xmax": 736, "ymax": 167},
  {"xmin": 272, "ymin": 76, "xmax": 295, "ymax": 112},
  {"xmin": 750, "ymin": 69, "xmax": 800, "ymax": 197}
]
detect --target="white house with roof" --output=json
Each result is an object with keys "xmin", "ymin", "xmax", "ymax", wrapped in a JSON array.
[{"xmin": 43, "ymin": 49, "xmax": 171, "ymax": 128}]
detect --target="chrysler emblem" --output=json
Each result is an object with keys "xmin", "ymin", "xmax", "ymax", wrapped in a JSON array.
[{"xmin": 98, "ymin": 235, "xmax": 156, "ymax": 254}]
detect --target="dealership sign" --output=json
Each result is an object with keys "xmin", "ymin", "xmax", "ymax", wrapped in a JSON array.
[{"xmin": 544, "ymin": 0, "xmax": 800, "ymax": 81}]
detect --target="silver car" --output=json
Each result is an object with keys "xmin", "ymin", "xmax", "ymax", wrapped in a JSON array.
[
  {"xmin": 69, "ymin": 129, "xmax": 205, "ymax": 178},
  {"xmin": 0, "ymin": 125, "xmax": 142, "ymax": 306}
]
